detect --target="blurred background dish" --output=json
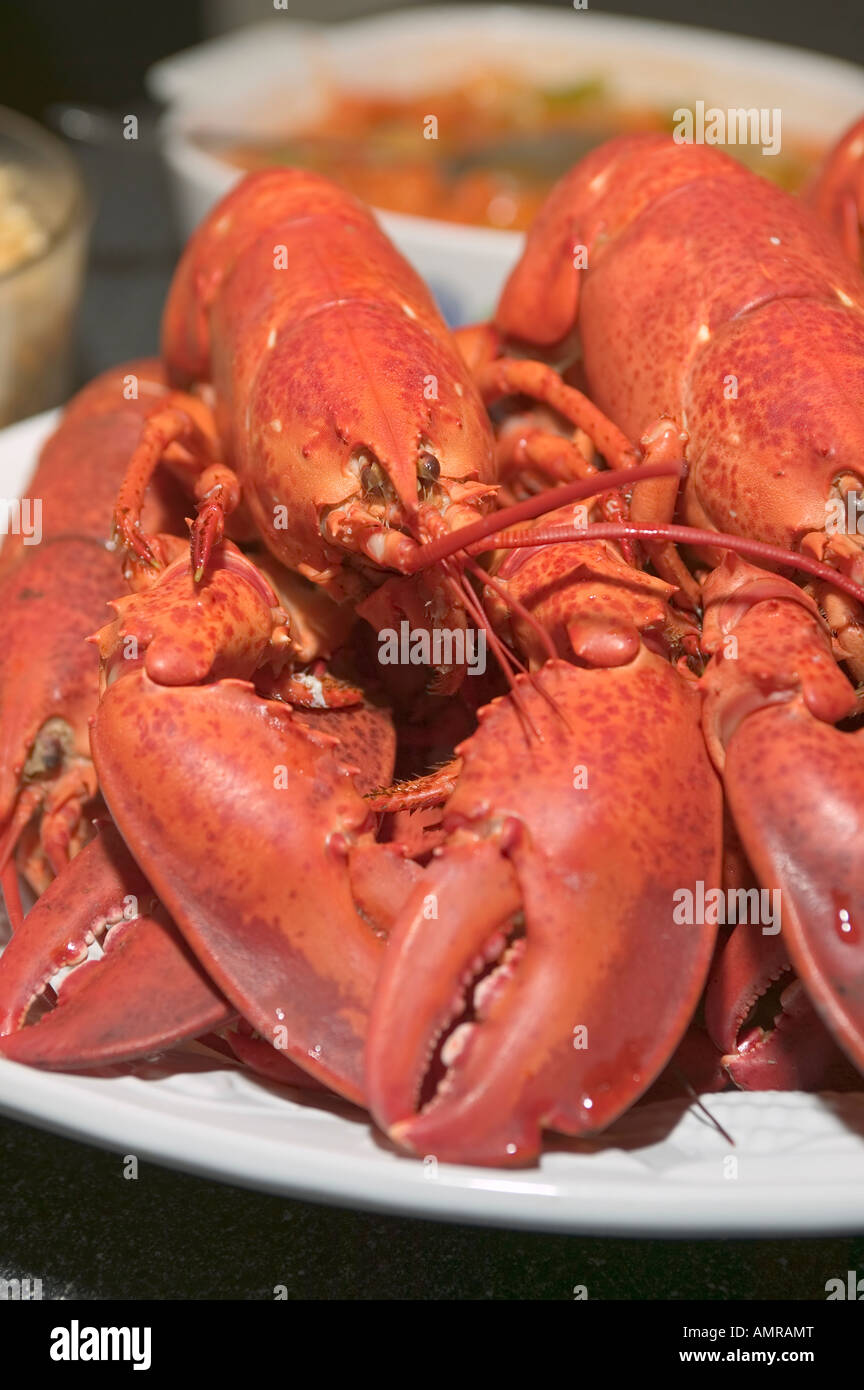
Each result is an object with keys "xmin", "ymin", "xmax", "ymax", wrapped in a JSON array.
[
  {"xmin": 0, "ymin": 106, "xmax": 88, "ymax": 427},
  {"xmin": 151, "ymin": 6, "xmax": 864, "ymax": 322}
]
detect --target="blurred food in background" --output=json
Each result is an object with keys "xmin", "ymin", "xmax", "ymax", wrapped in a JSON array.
[
  {"xmin": 216, "ymin": 72, "xmax": 822, "ymax": 230},
  {"xmin": 0, "ymin": 167, "xmax": 49, "ymax": 273},
  {"xmin": 0, "ymin": 107, "xmax": 88, "ymax": 427},
  {"xmin": 153, "ymin": 11, "xmax": 864, "ymax": 322}
]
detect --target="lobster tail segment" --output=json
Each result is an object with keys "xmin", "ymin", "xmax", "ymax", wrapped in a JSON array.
[
  {"xmin": 701, "ymin": 556, "xmax": 864, "ymax": 1076},
  {"xmin": 367, "ymin": 659, "xmax": 722, "ymax": 1166}
]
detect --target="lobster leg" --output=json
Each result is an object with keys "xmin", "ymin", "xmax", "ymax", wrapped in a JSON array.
[
  {"xmin": 0, "ymin": 862, "xmax": 24, "ymax": 933},
  {"xmin": 367, "ymin": 658, "xmax": 722, "ymax": 1165},
  {"xmin": 701, "ymin": 557, "xmax": 864, "ymax": 1077},
  {"xmin": 495, "ymin": 427, "xmax": 595, "ymax": 507},
  {"xmin": 476, "ymin": 356, "xmax": 639, "ymax": 559},
  {"xmin": 0, "ymin": 825, "xmax": 232, "ymax": 1068},
  {"xmin": 111, "ymin": 393, "xmax": 222, "ymax": 571},
  {"xmin": 0, "ymin": 358, "xmax": 186, "ymax": 579}
]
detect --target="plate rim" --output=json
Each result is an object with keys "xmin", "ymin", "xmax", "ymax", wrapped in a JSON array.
[
  {"xmin": 1, "ymin": 1054, "xmax": 864, "ymax": 1236},
  {"xmin": 3, "ymin": 408, "xmax": 864, "ymax": 1237}
]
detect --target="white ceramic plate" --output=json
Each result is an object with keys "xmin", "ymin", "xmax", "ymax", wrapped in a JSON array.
[
  {"xmin": 2, "ymin": 409, "xmax": 864, "ymax": 1234},
  {"xmin": 149, "ymin": 7, "xmax": 864, "ymax": 323}
]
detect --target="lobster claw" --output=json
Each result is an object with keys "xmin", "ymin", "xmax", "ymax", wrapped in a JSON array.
[
  {"xmin": 0, "ymin": 539, "xmax": 120, "ymax": 896},
  {"xmin": 701, "ymin": 557, "xmax": 864, "ymax": 1078},
  {"xmin": 367, "ymin": 659, "xmax": 722, "ymax": 1166},
  {"xmin": 0, "ymin": 824, "xmax": 232, "ymax": 1068},
  {"xmin": 91, "ymin": 672, "xmax": 385, "ymax": 1103},
  {"xmin": 710, "ymin": 706, "xmax": 864, "ymax": 1076},
  {"xmin": 704, "ymin": 921, "xmax": 862, "ymax": 1091}
]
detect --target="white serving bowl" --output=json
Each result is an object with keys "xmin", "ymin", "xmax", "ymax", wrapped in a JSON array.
[{"xmin": 149, "ymin": 6, "xmax": 864, "ymax": 324}]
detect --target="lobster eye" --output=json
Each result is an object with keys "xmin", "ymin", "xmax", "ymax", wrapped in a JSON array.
[
  {"xmin": 361, "ymin": 459, "xmax": 387, "ymax": 495},
  {"xmin": 418, "ymin": 452, "xmax": 440, "ymax": 484}
]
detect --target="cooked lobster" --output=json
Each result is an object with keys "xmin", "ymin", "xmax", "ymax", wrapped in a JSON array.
[
  {"xmin": 480, "ymin": 130, "xmax": 864, "ymax": 1121},
  {"xmin": 2, "ymin": 128, "xmax": 864, "ymax": 1168}
]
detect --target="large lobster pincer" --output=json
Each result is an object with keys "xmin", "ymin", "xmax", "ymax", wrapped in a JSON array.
[
  {"xmin": 76, "ymin": 530, "xmax": 414, "ymax": 1101},
  {"xmin": 367, "ymin": 527, "xmax": 723, "ymax": 1166},
  {"xmin": 0, "ymin": 464, "xmax": 406, "ymax": 1093},
  {"xmin": 699, "ymin": 556, "xmax": 864, "ymax": 1080}
]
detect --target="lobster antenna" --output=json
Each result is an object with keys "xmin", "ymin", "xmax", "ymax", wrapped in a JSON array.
[
  {"xmin": 447, "ymin": 570, "xmax": 545, "ymax": 742},
  {"xmin": 403, "ymin": 461, "xmax": 684, "ymax": 573},
  {"xmin": 670, "ymin": 1064, "xmax": 735, "ymax": 1148},
  {"xmin": 448, "ymin": 568, "xmax": 526, "ymax": 684},
  {"xmin": 461, "ymin": 554, "xmax": 556, "ymax": 663},
  {"xmin": 485, "ymin": 521, "xmax": 864, "ymax": 608},
  {"xmin": 461, "ymin": 553, "xmax": 573, "ymax": 732}
]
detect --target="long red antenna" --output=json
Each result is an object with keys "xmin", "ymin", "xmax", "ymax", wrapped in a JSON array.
[
  {"xmin": 403, "ymin": 461, "xmax": 684, "ymax": 573},
  {"xmin": 484, "ymin": 521, "xmax": 864, "ymax": 608}
]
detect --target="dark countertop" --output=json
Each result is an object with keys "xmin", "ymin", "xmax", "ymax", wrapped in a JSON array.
[
  {"xmin": 2, "ymin": 100, "xmax": 864, "ymax": 1304},
  {"xmin": 3, "ymin": 1113, "xmax": 863, "ymax": 1300}
]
